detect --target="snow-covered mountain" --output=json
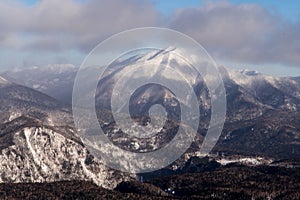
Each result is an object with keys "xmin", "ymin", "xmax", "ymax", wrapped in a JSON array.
[
  {"xmin": 0, "ymin": 77, "xmax": 131, "ymax": 188},
  {"xmin": 0, "ymin": 76, "xmax": 71, "ymax": 125},
  {"xmin": 1, "ymin": 48, "xmax": 300, "ymax": 166},
  {"xmin": 3, "ymin": 52, "xmax": 300, "ymax": 116},
  {"xmin": 2, "ymin": 64, "xmax": 78, "ymax": 104},
  {"xmin": 80, "ymin": 48, "xmax": 299, "ymax": 165},
  {"xmin": 220, "ymin": 66, "xmax": 300, "ymax": 112},
  {"xmin": 3, "ymin": 50, "xmax": 300, "ymax": 115}
]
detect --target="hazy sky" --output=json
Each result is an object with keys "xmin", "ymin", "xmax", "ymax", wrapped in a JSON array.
[{"xmin": 0, "ymin": 0, "xmax": 299, "ymax": 76}]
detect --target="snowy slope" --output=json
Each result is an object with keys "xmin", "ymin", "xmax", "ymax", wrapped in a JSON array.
[
  {"xmin": 0, "ymin": 117, "xmax": 130, "ymax": 189},
  {"xmin": 0, "ymin": 77, "xmax": 131, "ymax": 188}
]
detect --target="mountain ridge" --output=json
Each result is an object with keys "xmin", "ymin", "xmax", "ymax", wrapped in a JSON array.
[{"xmin": 0, "ymin": 50, "xmax": 299, "ymax": 188}]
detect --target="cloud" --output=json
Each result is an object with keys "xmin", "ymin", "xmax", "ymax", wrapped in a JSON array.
[
  {"xmin": 0, "ymin": 0, "xmax": 160, "ymax": 52},
  {"xmin": 0, "ymin": 0, "xmax": 299, "ymax": 68},
  {"xmin": 170, "ymin": 1, "xmax": 300, "ymax": 67},
  {"xmin": 262, "ymin": 21, "xmax": 300, "ymax": 66}
]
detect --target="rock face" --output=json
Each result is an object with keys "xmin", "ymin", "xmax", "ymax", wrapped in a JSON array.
[{"xmin": 0, "ymin": 77, "xmax": 130, "ymax": 189}]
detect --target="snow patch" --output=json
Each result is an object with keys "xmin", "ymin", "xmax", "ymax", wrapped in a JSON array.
[
  {"xmin": 216, "ymin": 156, "xmax": 273, "ymax": 166},
  {"xmin": 9, "ymin": 112, "xmax": 21, "ymax": 121}
]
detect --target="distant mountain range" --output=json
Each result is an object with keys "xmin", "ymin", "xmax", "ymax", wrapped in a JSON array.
[
  {"xmin": 2, "ymin": 64, "xmax": 78, "ymax": 104},
  {"xmin": 0, "ymin": 48, "xmax": 299, "ymax": 190}
]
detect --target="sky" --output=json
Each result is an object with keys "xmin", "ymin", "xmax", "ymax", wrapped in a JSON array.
[{"xmin": 0, "ymin": 0, "xmax": 299, "ymax": 76}]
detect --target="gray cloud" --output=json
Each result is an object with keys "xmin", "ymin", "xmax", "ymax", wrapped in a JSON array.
[
  {"xmin": 170, "ymin": 1, "xmax": 300, "ymax": 67},
  {"xmin": 262, "ymin": 21, "xmax": 300, "ymax": 66},
  {"xmin": 0, "ymin": 0, "xmax": 160, "ymax": 52},
  {"xmin": 0, "ymin": 0, "xmax": 299, "ymax": 68}
]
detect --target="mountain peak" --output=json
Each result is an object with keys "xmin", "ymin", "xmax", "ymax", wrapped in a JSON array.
[{"xmin": 136, "ymin": 46, "xmax": 175, "ymax": 61}]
